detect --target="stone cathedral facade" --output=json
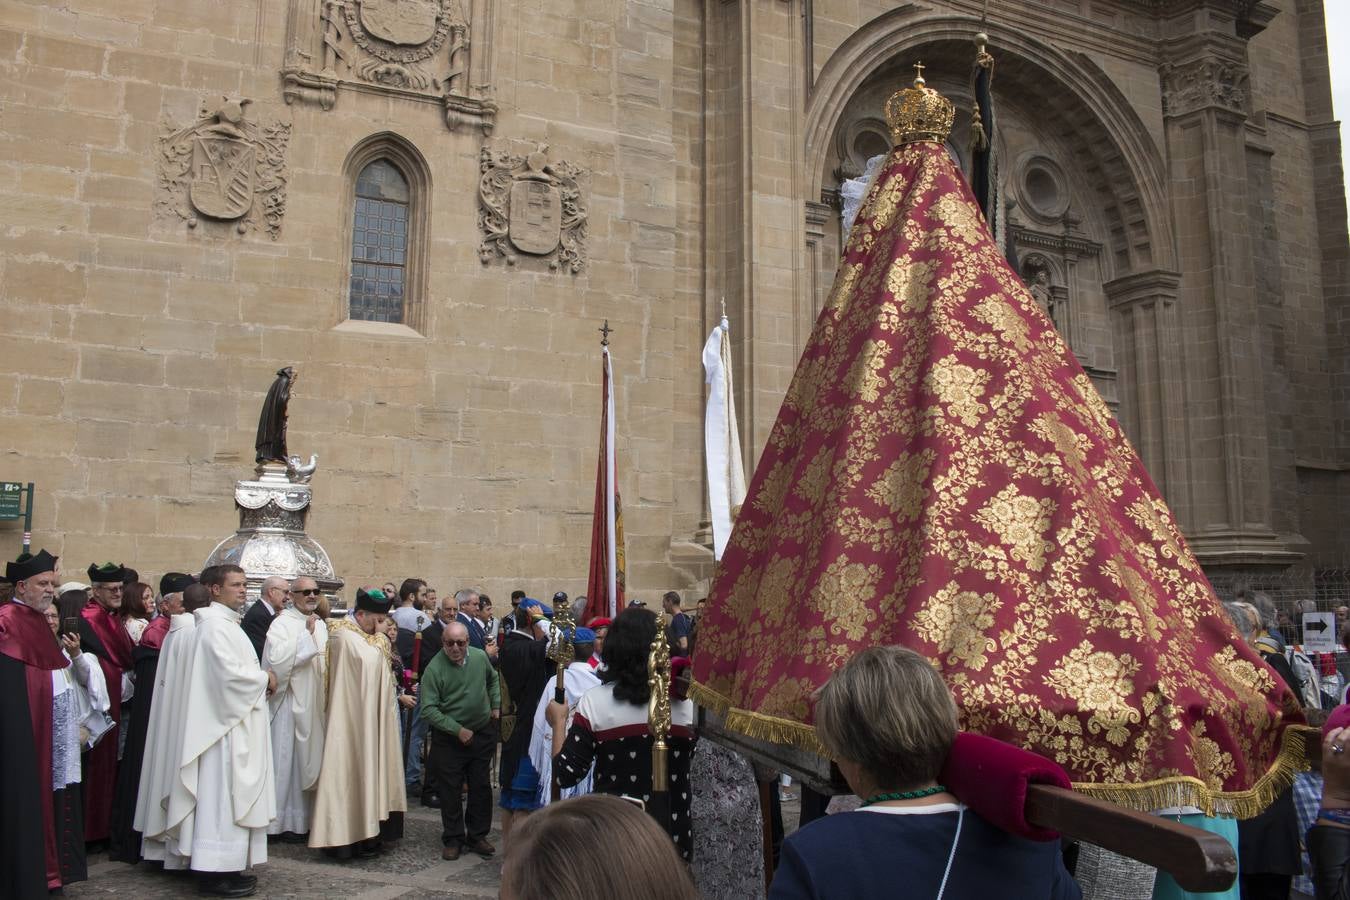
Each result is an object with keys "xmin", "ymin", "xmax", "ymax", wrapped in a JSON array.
[{"xmin": 1, "ymin": 0, "xmax": 1346, "ymax": 600}]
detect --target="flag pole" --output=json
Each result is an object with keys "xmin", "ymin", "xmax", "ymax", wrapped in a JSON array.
[{"xmin": 585, "ymin": 320, "xmax": 622, "ymax": 623}]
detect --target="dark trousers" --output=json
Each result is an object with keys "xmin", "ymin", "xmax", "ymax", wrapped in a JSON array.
[
  {"xmin": 428, "ymin": 725, "xmax": 495, "ymax": 847},
  {"xmin": 1239, "ymin": 874, "xmax": 1292, "ymax": 900}
]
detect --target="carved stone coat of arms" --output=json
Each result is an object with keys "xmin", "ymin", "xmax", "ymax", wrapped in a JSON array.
[
  {"xmin": 281, "ymin": 0, "xmax": 495, "ymax": 134},
  {"xmin": 478, "ymin": 144, "xmax": 588, "ymax": 272},
  {"xmin": 156, "ymin": 97, "xmax": 291, "ymax": 239}
]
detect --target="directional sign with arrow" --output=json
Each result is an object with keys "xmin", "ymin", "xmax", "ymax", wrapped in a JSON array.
[{"xmin": 1303, "ymin": 611, "xmax": 1337, "ymax": 653}]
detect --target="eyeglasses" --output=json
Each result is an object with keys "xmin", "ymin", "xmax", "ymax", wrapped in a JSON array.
[
  {"xmin": 445, "ymin": 639, "xmax": 468, "ymax": 646},
  {"xmin": 295, "ymin": 588, "xmax": 321, "ymax": 596}
]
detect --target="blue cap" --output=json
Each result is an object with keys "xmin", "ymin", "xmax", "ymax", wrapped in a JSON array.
[
  {"xmin": 521, "ymin": 598, "xmax": 555, "ymax": 618},
  {"xmin": 571, "ymin": 627, "xmax": 596, "ymax": 643}
]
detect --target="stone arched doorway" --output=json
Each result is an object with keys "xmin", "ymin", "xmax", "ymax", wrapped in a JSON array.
[{"xmin": 800, "ymin": 12, "xmax": 1187, "ymax": 502}]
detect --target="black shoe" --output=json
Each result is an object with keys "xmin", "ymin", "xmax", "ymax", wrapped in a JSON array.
[
  {"xmin": 197, "ymin": 873, "xmax": 257, "ymax": 897},
  {"xmin": 465, "ymin": 837, "xmax": 496, "ymax": 858},
  {"xmin": 279, "ymin": 831, "xmax": 309, "ymax": 844},
  {"xmin": 356, "ymin": 840, "xmax": 381, "ymax": 859},
  {"xmin": 421, "ymin": 792, "xmax": 441, "ymax": 809}
]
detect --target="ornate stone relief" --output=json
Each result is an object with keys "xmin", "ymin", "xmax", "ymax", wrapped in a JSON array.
[
  {"xmin": 478, "ymin": 143, "xmax": 588, "ymax": 272},
  {"xmin": 281, "ymin": 0, "xmax": 495, "ymax": 135},
  {"xmin": 1160, "ymin": 58, "xmax": 1248, "ymax": 118},
  {"xmin": 155, "ymin": 97, "xmax": 291, "ymax": 239}
]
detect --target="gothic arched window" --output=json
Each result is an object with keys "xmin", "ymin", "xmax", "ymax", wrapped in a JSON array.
[
  {"xmin": 341, "ymin": 133, "xmax": 431, "ymax": 332},
  {"xmin": 349, "ymin": 160, "xmax": 410, "ymax": 323}
]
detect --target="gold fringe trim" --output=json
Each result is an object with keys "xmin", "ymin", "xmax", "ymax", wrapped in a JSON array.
[
  {"xmin": 691, "ymin": 682, "xmax": 827, "ymax": 757},
  {"xmin": 1070, "ymin": 725, "xmax": 1315, "ymax": 820},
  {"xmin": 692, "ymin": 680, "xmax": 1315, "ymax": 820}
]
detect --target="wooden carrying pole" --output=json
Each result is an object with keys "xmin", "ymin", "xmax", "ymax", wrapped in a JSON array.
[
  {"xmin": 701, "ymin": 710, "xmax": 1245, "ymax": 894},
  {"xmin": 647, "ymin": 626, "xmax": 673, "ymax": 838}
]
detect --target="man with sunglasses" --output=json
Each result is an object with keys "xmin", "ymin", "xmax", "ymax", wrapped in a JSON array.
[
  {"xmin": 262, "ymin": 577, "xmax": 329, "ymax": 843},
  {"xmin": 421, "ymin": 621, "xmax": 501, "ymax": 861}
]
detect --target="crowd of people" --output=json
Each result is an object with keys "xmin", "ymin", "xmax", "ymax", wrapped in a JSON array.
[
  {"xmin": 0, "ymin": 551, "xmax": 706, "ymax": 899},
  {"xmin": 9, "ymin": 546, "xmax": 1350, "ymax": 900}
]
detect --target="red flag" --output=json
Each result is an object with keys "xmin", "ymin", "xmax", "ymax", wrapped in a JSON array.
[{"xmin": 585, "ymin": 345, "xmax": 624, "ymax": 622}]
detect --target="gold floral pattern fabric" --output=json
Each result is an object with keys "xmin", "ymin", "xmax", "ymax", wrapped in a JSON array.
[{"xmin": 691, "ymin": 141, "xmax": 1307, "ymax": 817}]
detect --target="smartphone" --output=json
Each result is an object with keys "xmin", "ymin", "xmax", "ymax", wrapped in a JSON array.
[{"xmin": 61, "ymin": 617, "xmax": 79, "ymax": 637}]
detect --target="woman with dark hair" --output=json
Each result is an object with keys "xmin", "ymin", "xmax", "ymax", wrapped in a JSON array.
[
  {"xmin": 56, "ymin": 589, "xmax": 89, "ymax": 636},
  {"xmin": 119, "ymin": 582, "xmax": 154, "ymax": 645},
  {"xmin": 547, "ymin": 607, "xmax": 697, "ymax": 860}
]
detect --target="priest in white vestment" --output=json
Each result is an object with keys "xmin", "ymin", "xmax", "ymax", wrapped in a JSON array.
[
  {"xmin": 310, "ymin": 588, "xmax": 407, "ymax": 859},
  {"xmin": 262, "ymin": 575, "xmax": 328, "ymax": 838},
  {"xmin": 528, "ymin": 627, "xmax": 601, "ymax": 806},
  {"xmin": 160, "ymin": 566, "xmax": 276, "ymax": 897},
  {"xmin": 137, "ymin": 583, "xmax": 208, "ymax": 867}
]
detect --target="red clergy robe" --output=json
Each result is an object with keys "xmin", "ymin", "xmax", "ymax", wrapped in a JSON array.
[
  {"xmin": 0, "ymin": 601, "xmax": 70, "ymax": 892},
  {"xmin": 139, "ymin": 614, "xmax": 170, "ymax": 651},
  {"xmin": 79, "ymin": 599, "xmax": 133, "ymax": 842}
]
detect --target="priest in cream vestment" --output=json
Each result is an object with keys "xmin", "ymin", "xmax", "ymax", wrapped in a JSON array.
[
  {"xmin": 158, "ymin": 566, "xmax": 276, "ymax": 896},
  {"xmin": 310, "ymin": 588, "xmax": 407, "ymax": 858},
  {"xmin": 262, "ymin": 576, "xmax": 328, "ymax": 838},
  {"xmin": 137, "ymin": 583, "xmax": 209, "ymax": 867}
]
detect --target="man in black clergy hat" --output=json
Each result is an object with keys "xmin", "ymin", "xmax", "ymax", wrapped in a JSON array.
[
  {"xmin": 78, "ymin": 561, "xmax": 135, "ymax": 846},
  {"xmin": 309, "ymin": 588, "xmax": 407, "ymax": 859},
  {"xmin": 1, "ymin": 550, "xmax": 73, "ymax": 897},
  {"xmin": 108, "ymin": 571, "xmax": 196, "ymax": 864}
]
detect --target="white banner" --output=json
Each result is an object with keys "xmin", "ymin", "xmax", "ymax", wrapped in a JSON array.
[{"xmin": 703, "ymin": 316, "xmax": 747, "ymax": 560}]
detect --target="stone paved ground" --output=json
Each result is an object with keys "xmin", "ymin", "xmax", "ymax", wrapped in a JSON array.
[
  {"xmin": 65, "ymin": 791, "xmax": 805, "ymax": 898},
  {"xmin": 68, "ymin": 803, "xmax": 504, "ymax": 899}
]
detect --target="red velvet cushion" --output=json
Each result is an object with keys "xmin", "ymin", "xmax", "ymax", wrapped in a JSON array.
[{"xmin": 940, "ymin": 731, "xmax": 1071, "ymax": 842}]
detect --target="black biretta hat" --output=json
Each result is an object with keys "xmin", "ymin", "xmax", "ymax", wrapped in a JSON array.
[
  {"xmin": 355, "ymin": 588, "xmax": 393, "ymax": 614},
  {"xmin": 7, "ymin": 549, "xmax": 58, "ymax": 583},
  {"xmin": 87, "ymin": 562, "xmax": 126, "ymax": 583},
  {"xmin": 159, "ymin": 572, "xmax": 196, "ymax": 596}
]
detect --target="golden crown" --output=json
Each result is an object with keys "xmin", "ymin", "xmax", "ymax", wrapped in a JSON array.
[{"xmin": 885, "ymin": 63, "xmax": 956, "ymax": 145}]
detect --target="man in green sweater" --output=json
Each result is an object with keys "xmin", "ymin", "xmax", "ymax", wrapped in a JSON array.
[{"xmin": 421, "ymin": 620, "xmax": 501, "ymax": 860}]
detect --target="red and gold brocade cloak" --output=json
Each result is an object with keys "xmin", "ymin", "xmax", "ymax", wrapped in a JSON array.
[{"xmin": 691, "ymin": 135, "xmax": 1309, "ymax": 817}]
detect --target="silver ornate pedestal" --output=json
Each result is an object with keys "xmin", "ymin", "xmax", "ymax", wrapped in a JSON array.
[{"xmin": 204, "ymin": 461, "xmax": 344, "ymax": 609}]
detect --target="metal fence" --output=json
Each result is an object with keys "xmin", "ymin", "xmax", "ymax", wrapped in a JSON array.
[
  {"xmin": 1206, "ymin": 566, "xmax": 1350, "ymax": 710},
  {"xmin": 1207, "ymin": 567, "xmax": 1350, "ymax": 614}
]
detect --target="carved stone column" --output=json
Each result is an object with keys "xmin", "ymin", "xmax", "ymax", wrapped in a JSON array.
[
  {"xmin": 705, "ymin": 0, "xmax": 807, "ymax": 461},
  {"xmin": 1159, "ymin": 31, "xmax": 1300, "ymax": 567},
  {"xmin": 1105, "ymin": 271, "xmax": 1186, "ymax": 513},
  {"xmin": 803, "ymin": 199, "xmax": 832, "ymax": 355}
]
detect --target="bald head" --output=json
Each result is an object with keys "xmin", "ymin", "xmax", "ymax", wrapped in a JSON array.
[
  {"xmin": 261, "ymin": 575, "xmax": 289, "ymax": 610},
  {"xmin": 183, "ymin": 582, "xmax": 211, "ymax": 612},
  {"xmin": 443, "ymin": 621, "xmax": 470, "ymax": 665}
]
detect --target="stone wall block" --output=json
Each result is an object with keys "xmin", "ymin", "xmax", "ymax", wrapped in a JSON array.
[
  {"xmin": 17, "ymin": 378, "xmax": 65, "ymax": 416},
  {"xmin": 3, "ymin": 258, "xmax": 88, "ymax": 306},
  {"xmin": 79, "ymin": 342, "xmax": 166, "ymax": 385},
  {"xmin": 0, "ymin": 335, "xmax": 77, "ymax": 378},
  {"xmin": 24, "ymin": 33, "xmax": 106, "ymax": 74},
  {"xmin": 64, "ymin": 380, "xmax": 187, "ymax": 423}
]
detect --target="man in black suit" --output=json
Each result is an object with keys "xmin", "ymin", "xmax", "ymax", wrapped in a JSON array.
[
  {"xmin": 454, "ymin": 589, "xmax": 489, "ymax": 653},
  {"xmin": 241, "ymin": 575, "xmax": 287, "ymax": 662}
]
